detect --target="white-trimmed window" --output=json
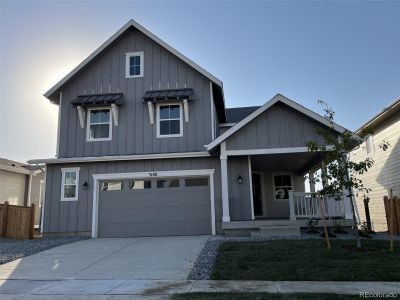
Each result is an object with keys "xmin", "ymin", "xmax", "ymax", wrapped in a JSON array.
[
  {"xmin": 61, "ymin": 168, "xmax": 80, "ymax": 201},
  {"xmin": 273, "ymin": 174, "xmax": 292, "ymax": 200},
  {"xmin": 125, "ymin": 51, "xmax": 144, "ymax": 78},
  {"xmin": 87, "ymin": 108, "xmax": 112, "ymax": 141},
  {"xmin": 157, "ymin": 103, "xmax": 183, "ymax": 138}
]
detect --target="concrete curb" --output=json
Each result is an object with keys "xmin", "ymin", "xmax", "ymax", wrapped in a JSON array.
[{"xmin": 0, "ymin": 279, "xmax": 399, "ymax": 297}]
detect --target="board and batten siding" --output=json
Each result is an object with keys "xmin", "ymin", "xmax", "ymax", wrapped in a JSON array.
[
  {"xmin": 225, "ymin": 102, "xmax": 330, "ymax": 151},
  {"xmin": 58, "ymin": 28, "xmax": 214, "ymax": 158},
  {"xmin": 253, "ymin": 171, "xmax": 305, "ymax": 218},
  {"xmin": 228, "ymin": 157, "xmax": 253, "ymax": 221},
  {"xmin": 43, "ymin": 157, "xmax": 223, "ymax": 234},
  {"xmin": 352, "ymin": 112, "xmax": 400, "ymax": 232}
]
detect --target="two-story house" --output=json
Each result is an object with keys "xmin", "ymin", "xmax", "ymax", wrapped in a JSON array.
[{"xmin": 30, "ymin": 20, "xmax": 355, "ymax": 238}]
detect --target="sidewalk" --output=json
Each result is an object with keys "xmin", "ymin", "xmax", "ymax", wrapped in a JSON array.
[{"xmin": 1, "ymin": 279, "xmax": 400, "ymax": 299}]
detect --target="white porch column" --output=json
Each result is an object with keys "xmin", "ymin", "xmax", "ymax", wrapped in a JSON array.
[
  {"xmin": 220, "ymin": 141, "xmax": 230, "ymax": 222},
  {"xmin": 309, "ymin": 170, "xmax": 316, "ymax": 193}
]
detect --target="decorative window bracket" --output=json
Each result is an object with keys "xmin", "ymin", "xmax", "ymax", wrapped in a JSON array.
[
  {"xmin": 77, "ymin": 106, "xmax": 85, "ymax": 129},
  {"xmin": 183, "ymin": 99, "xmax": 189, "ymax": 122},
  {"xmin": 147, "ymin": 101, "xmax": 155, "ymax": 124},
  {"xmin": 111, "ymin": 103, "xmax": 119, "ymax": 126}
]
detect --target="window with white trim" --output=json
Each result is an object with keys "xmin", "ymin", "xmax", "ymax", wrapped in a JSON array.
[
  {"xmin": 273, "ymin": 174, "xmax": 292, "ymax": 200},
  {"xmin": 157, "ymin": 103, "xmax": 183, "ymax": 137},
  {"xmin": 61, "ymin": 168, "xmax": 79, "ymax": 201},
  {"xmin": 87, "ymin": 108, "xmax": 112, "ymax": 141},
  {"xmin": 125, "ymin": 51, "xmax": 144, "ymax": 78}
]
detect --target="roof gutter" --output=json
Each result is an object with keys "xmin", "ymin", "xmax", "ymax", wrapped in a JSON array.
[{"xmin": 355, "ymin": 97, "xmax": 400, "ymax": 134}]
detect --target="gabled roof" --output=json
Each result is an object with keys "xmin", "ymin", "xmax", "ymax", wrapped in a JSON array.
[
  {"xmin": 207, "ymin": 94, "xmax": 348, "ymax": 151},
  {"xmin": 355, "ymin": 96, "xmax": 400, "ymax": 134},
  {"xmin": 226, "ymin": 106, "xmax": 261, "ymax": 123},
  {"xmin": 44, "ymin": 19, "xmax": 223, "ymax": 101}
]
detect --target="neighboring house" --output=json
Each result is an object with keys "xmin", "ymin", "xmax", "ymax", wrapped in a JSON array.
[
  {"xmin": 351, "ymin": 98, "xmax": 400, "ymax": 232},
  {"xmin": 29, "ymin": 20, "xmax": 354, "ymax": 238},
  {"xmin": 0, "ymin": 158, "xmax": 45, "ymax": 226}
]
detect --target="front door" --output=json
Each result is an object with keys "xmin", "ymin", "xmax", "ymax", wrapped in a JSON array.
[{"xmin": 252, "ymin": 173, "xmax": 263, "ymax": 216}]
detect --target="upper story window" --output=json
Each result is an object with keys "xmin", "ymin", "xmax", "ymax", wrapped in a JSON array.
[
  {"xmin": 157, "ymin": 103, "xmax": 183, "ymax": 138},
  {"xmin": 273, "ymin": 174, "xmax": 292, "ymax": 200},
  {"xmin": 87, "ymin": 108, "xmax": 112, "ymax": 142},
  {"xmin": 61, "ymin": 168, "xmax": 80, "ymax": 201},
  {"xmin": 125, "ymin": 51, "xmax": 144, "ymax": 78}
]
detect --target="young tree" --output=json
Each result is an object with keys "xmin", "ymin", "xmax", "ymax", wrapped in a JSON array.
[{"xmin": 307, "ymin": 101, "xmax": 389, "ymax": 248}]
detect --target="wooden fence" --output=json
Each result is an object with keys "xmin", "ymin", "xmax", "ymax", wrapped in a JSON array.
[
  {"xmin": 0, "ymin": 202, "xmax": 35, "ymax": 240},
  {"xmin": 384, "ymin": 196, "xmax": 400, "ymax": 235}
]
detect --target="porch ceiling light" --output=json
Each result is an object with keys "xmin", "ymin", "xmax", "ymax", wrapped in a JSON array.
[{"xmin": 237, "ymin": 175, "xmax": 243, "ymax": 184}]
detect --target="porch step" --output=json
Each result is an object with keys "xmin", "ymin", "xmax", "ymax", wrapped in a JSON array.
[{"xmin": 251, "ymin": 225, "xmax": 301, "ymax": 239}]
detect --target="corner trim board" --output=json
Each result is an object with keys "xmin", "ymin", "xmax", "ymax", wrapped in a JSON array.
[
  {"xmin": 210, "ymin": 81, "xmax": 215, "ymax": 140},
  {"xmin": 56, "ymin": 92, "xmax": 62, "ymax": 157},
  {"xmin": 91, "ymin": 169, "xmax": 216, "ymax": 238},
  {"xmin": 248, "ymin": 156, "xmax": 255, "ymax": 220},
  {"xmin": 40, "ymin": 165, "xmax": 47, "ymax": 233}
]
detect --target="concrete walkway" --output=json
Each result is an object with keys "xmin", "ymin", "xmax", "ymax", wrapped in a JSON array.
[{"xmin": 0, "ymin": 279, "xmax": 399, "ymax": 299}]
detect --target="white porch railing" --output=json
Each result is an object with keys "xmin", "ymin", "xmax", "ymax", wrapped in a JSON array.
[{"xmin": 289, "ymin": 191, "xmax": 346, "ymax": 220}]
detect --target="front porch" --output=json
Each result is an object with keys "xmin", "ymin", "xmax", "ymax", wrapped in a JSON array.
[{"xmin": 220, "ymin": 147, "xmax": 354, "ymax": 235}]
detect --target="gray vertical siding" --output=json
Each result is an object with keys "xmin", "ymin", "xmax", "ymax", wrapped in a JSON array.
[
  {"xmin": 58, "ymin": 28, "xmax": 213, "ymax": 158},
  {"xmin": 254, "ymin": 171, "xmax": 305, "ymax": 218},
  {"xmin": 228, "ymin": 156, "xmax": 253, "ymax": 221},
  {"xmin": 43, "ymin": 157, "xmax": 223, "ymax": 234},
  {"xmin": 226, "ymin": 102, "xmax": 331, "ymax": 151}
]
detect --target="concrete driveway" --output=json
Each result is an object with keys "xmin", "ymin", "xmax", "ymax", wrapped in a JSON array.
[{"xmin": 0, "ymin": 235, "xmax": 209, "ymax": 280}]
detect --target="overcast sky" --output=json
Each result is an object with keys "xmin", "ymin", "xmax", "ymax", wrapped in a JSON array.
[{"xmin": 1, "ymin": 0, "xmax": 399, "ymax": 163}]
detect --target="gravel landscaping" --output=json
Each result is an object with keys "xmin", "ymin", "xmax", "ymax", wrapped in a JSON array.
[
  {"xmin": 188, "ymin": 228, "xmax": 400, "ymax": 280},
  {"xmin": 0, "ymin": 236, "xmax": 89, "ymax": 265}
]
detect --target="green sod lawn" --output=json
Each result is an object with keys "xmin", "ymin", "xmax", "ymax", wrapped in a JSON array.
[
  {"xmin": 172, "ymin": 293, "xmax": 360, "ymax": 300},
  {"xmin": 210, "ymin": 240, "xmax": 400, "ymax": 281}
]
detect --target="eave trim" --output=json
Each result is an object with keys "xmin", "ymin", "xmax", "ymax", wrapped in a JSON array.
[{"xmin": 28, "ymin": 151, "xmax": 211, "ymax": 165}]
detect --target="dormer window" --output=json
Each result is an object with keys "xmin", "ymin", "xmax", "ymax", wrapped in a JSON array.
[
  {"xmin": 87, "ymin": 108, "xmax": 112, "ymax": 141},
  {"xmin": 126, "ymin": 51, "xmax": 144, "ymax": 78},
  {"xmin": 157, "ymin": 103, "xmax": 183, "ymax": 138}
]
